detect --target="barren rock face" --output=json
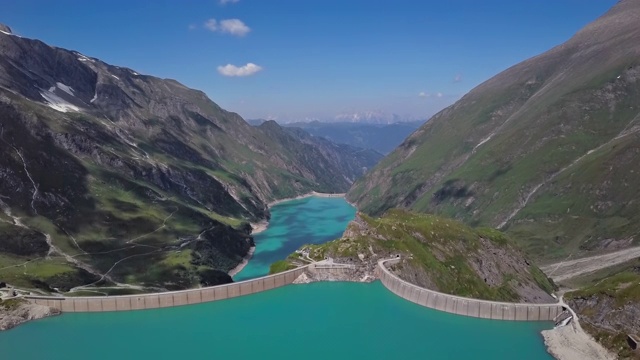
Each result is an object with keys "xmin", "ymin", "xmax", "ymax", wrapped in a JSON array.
[{"xmin": 0, "ymin": 300, "xmax": 60, "ymax": 331}]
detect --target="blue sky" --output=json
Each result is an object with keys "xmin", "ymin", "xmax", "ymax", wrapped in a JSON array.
[{"xmin": 3, "ymin": 0, "xmax": 616, "ymax": 122}]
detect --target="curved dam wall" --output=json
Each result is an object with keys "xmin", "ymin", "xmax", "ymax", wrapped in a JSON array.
[
  {"xmin": 25, "ymin": 266, "xmax": 308, "ymax": 312},
  {"xmin": 376, "ymin": 258, "xmax": 564, "ymax": 321}
]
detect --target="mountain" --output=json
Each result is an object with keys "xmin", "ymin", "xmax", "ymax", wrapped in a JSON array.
[
  {"xmin": 348, "ymin": 0, "xmax": 640, "ymax": 263},
  {"xmin": 282, "ymin": 121, "xmax": 424, "ymax": 155},
  {"xmin": 334, "ymin": 111, "xmax": 419, "ymax": 124},
  {"xmin": 0, "ymin": 25, "xmax": 375, "ymax": 294},
  {"xmin": 258, "ymin": 122, "xmax": 383, "ymax": 185},
  {"xmin": 346, "ymin": 2, "xmax": 640, "ymax": 354},
  {"xmin": 246, "ymin": 119, "xmax": 266, "ymax": 126}
]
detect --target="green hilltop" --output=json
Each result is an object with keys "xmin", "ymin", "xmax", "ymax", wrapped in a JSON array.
[{"xmin": 279, "ymin": 210, "xmax": 555, "ymax": 303}]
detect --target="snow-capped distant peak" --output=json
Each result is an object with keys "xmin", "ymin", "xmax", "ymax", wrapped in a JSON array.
[
  {"xmin": 334, "ymin": 111, "xmax": 411, "ymax": 124},
  {"xmin": 75, "ymin": 52, "xmax": 95, "ymax": 63}
]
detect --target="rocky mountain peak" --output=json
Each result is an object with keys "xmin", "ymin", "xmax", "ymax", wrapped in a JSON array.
[{"xmin": 0, "ymin": 23, "xmax": 11, "ymax": 34}]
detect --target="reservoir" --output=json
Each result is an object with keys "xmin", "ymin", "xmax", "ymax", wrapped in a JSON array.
[
  {"xmin": 0, "ymin": 197, "xmax": 553, "ymax": 359},
  {"xmin": 234, "ymin": 196, "xmax": 357, "ymax": 281}
]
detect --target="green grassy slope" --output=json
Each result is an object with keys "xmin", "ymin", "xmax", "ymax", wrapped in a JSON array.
[{"xmin": 348, "ymin": 1, "xmax": 640, "ymax": 261}]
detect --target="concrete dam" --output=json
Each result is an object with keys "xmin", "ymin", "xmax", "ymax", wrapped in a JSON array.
[
  {"xmin": 376, "ymin": 258, "xmax": 564, "ymax": 321},
  {"xmin": 24, "ymin": 258, "xmax": 564, "ymax": 321}
]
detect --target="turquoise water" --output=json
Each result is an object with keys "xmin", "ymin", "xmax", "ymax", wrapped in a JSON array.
[
  {"xmin": 0, "ymin": 282, "xmax": 552, "ymax": 359},
  {"xmin": 0, "ymin": 197, "xmax": 554, "ymax": 359},
  {"xmin": 234, "ymin": 196, "xmax": 356, "ymax": 281}
]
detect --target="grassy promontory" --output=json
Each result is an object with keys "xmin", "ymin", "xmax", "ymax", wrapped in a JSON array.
[{"xmin": 276, "ymin": 210, "xmax": 556, "ymax": 303}]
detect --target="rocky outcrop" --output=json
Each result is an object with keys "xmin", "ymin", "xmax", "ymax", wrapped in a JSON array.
[
  {"xmin": 0, "ymin": 298, "xmax": 60, "ymax": 331},
  {"xmin": 565, "ymin": 268, "xmax": 640, "ymax": 358},
  {"xmin": 570, "ymin": 296, "xmax": 640, "ymax": 335}
]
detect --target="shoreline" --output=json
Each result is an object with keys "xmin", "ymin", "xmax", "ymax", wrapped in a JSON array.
[
  {"xmin": 231, "ymin": 192, "xmax": 348, "ymax": 278},
  {"xmin": 541, "ymin": 322, "xmax": 615, "ymax": 360},
  {"xmin": 228, "ymin": 246, "xmax": 256, "ymax": 278},
  {"xmin": 249, "ymin": 220, "xmax": 269, "ymax": 235},
  {"xmin": 267, "ymin": 191, "xmax": 346, "ymax": 208}
]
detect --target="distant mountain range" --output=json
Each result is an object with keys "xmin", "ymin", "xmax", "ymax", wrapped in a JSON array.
[
  {"xmin": 248, "ymin": 120, "xmax": 424, "ymax": 155},
  {"xmin": 333, "ymin": 111, "xmax": 421, "ymax": 124}
]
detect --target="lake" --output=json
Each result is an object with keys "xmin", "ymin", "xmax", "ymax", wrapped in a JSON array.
[
  {"xmin": 0, "ymin": 196, "xmax": 553, "ymax": 359},
  {"xmin": 234, "ymin": 196, "xmax": 357, "ymax": 281}
]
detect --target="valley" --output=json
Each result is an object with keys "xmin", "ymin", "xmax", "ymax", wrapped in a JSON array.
[
  {"xmin": 0, "ymin": 25, "xmax": 381, "ymax": 294},
  {"xmin": 1, "ymin": 1, "xmax": 640, "ymax": 359}
]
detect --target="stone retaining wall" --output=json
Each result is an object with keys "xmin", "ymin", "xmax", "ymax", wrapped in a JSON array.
[
  {"xmin": 24, "ymin": 266, "xmax": 308, "ymax": 312},
  {"xmin": 377, "ymin": 258, "xmax": 563, "ymax": 321}
]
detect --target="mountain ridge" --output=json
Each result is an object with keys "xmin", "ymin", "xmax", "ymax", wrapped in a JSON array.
[
  {"xmin": 0, "ymin": 26, "xmax": 377, "ymax": 294},
  {"xmin": 348, "ymin": 0, "xmax": 640, "ymax": 262}
]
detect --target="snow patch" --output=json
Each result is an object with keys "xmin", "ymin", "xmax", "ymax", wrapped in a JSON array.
[
  {"xmin": 39, "ymin": 90, "xmax": 80, "ymax": 113},
  {"xmin": 90, "ymin": 92, "xmax": 98, "ymax": 103},
  {"xmin": 132, "ymin": 72, "xmax": 139, "ymax": 76},
  {"xmin": 76, "ymin": 53, "xmax": 95, "ymax": 63},
  {"xmin": 111, "ymin": 74, "xmax": 120, "ymax": 80},
  {"xmin": 56, "ymin": 82, "xmax": 75, "ymax": 96}
]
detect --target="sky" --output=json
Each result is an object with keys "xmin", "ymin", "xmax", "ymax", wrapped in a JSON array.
[{"xmin": 2, "ymin": 0, "xmax": 617, "ymax": 123}]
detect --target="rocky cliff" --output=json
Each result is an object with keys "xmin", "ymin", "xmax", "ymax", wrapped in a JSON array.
[
  {"xmin": 0, "ymin": 298, "xmax": 60, "ymax": 331},
  {"xmin": 567, "ymin": 265, "xmax": 640, "ymax": 359}
]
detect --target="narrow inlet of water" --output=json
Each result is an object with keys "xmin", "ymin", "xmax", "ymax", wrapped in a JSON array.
[{"xmin": 234, "ymin": 196, "xmax": 356, "ymax": 281}]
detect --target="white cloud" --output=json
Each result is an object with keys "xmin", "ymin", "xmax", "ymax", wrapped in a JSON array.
[
  {"xmin": 436, "ymin": 92, "xmax": 443, "ymax": 98},
  {"xmin": 453, "ymin": 74, "xmax": 463, "ymax": 83},
  {"xmin": 217, "ymin": 63, "xmax": 263, "ymax": 77},
  {"xmin": 188, "ymin": 24, "xmax": 197, "ymax": 30},
  {"xmin": 219, "ymin": 19, "xmax": 250, "ymax": 36},
  {"xmin": 418, "ymin": 91, "xmax": 429, "ymax": 97},
  {"xmin": 204, "ymin": 19, "xmax": 218, "ymax": 31},
  {"xmin": 220, "ymin": 0, "xmax": 239, "ymax": 4},
  {"xmin": 203, "ymin": 18, "xmax": 250, "ymax": 36}
]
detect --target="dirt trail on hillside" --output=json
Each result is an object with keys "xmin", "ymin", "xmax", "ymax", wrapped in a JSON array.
[{"xmin": 541, "ymin": 246, "xmax": 640, "ymax": 283}]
